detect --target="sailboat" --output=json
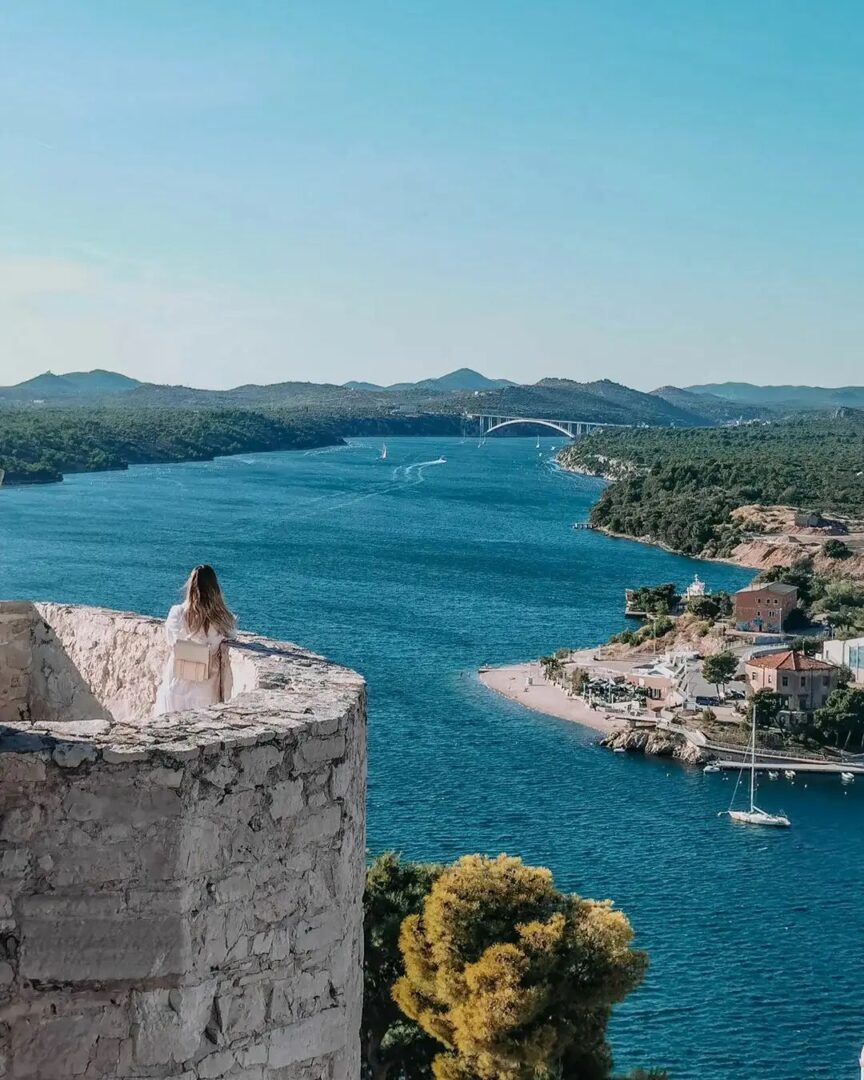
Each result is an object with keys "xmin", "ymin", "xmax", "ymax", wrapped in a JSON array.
[
  {"xmin": 722, "ymin": 703, "xmax": 791, "ymax": 828},
  {"xmin": 536, "ymin": 435, "xmax": 541, "ymax": 450},
  {"xmin": 379, "ymin": 443, "xmax": 388, "ymax": 460}
]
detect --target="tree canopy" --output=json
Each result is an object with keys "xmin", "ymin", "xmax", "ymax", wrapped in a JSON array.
[
  {"xmin": 814, "ymin": 687, "xmax": 864, "ymax": 750},
  {"xmin": 702, "ymin": 651, "xmax": 739, "ymax": 695},
  {"xmin": 0, "ymin": 405, "xmax": 345, "ymax": 484},
  {"xmin": 627, "ymin": 583, "xmax": 679, "ymax": 614},
  {"xmin": 363, "ymin": 853, "xmax": 443, "ymax": 1079},
  {"xmin": 559, "ymin": 414, "xmax": 864, "ymax": 557},
  {"xmin": 392, "ymin": 854, "xmax": 646, "ymax": 1080}
]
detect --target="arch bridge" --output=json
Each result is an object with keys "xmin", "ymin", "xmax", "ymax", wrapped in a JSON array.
[{"xmin": 472, "ymin": 414, "xmax": 614, "ymax": 440}]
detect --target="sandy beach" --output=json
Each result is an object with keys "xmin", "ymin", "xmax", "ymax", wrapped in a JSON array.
[{"xmin": 478, "ymin": 660, "xmax": 620, "ymax": 735}]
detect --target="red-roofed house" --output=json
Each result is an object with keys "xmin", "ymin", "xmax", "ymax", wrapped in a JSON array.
[
  {"xmin": 744, "ymin": 650, "xmax": 839, "ymax": 712},
  {"xmin": 734, "ymin": 582, "xmax": 799, "ymax": 633}
]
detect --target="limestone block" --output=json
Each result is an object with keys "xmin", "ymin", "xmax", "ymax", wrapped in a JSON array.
[
  {"xmin": 11, "ymin": 1014, "xmax": 93, "ymax": 1078},
  {"xmin": 296, "ymin": 912, "xmax": 344, "ymax": 955},
  {"xmin": 237, "ymin": 743, "xmax": 282, "ymax": 787},
  {"xmin": 268, "ymin": 778, "xmax": 304, "ymax": 821},
  {"xmin": 0, "ymin": 755, "xmax": 46, "ymax": 784},
  {"xmin": 196, "ymin": 1050, "xmax": 236, "ymax": 1078},
  {"xmin": 268, "ymin": 1009, "xmax": 347, "ymax": 1068},
  {"xmin": 131, "ymin": 982, "xmax": 216, "ymax": 1066},
  {"xmin": 20, "ymin": 913, "xmax": 190, "ymax": 981},
  {"xmin": 293, "ymin": 734, "xmax": 347, "ymax": 772},
  {"xmin": 213, "ymin": 983, "xmax": 268, "ymax": 1041},
  {"xmin": 63, "ymin": 782, "xmax": 182, "ymax": 826},
  {"xmin": 51, "ymin": 743, "xmax": 97, "ymax": 768}
]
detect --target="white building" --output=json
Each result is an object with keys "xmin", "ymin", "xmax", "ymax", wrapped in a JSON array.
[{"xmin": 821, "ymin": 636, "xmax": 864, "ymax": 684}]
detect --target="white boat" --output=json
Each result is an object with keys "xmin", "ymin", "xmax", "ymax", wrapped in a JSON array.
[
  {"xmin": 841, "ymin": 771, "xmax": 855, "ymax": 784},
  {"xmin": 728, "ymin": 808, "xmax": 790, "ymax": 827},
  {"xmin": 380, "ymin": 444, "xmax": 388, "ymax": 460},
  {"xmin": 433, "ymin": 457, "xmax": 446, "ymax": 465},
  {"xmin": 722, "ymin": 702, "xmax": 791, "ymax": 828},
  {"xmin": 612, "ymin": 747, "xmax": 626, "ymax": 754},
  {"xmin": 536, "ymin": 435, "xmax": 541, "ymax": 450},
  {"xmin": 784, "ymin": 769, "xmax": 796, "ymax": 780},
  {"xmin": 768, "ymin": 770, "xmax": 779, "ymax": 781},
  {"xmin": 703, "ymin": 762, "xmax": 721, "ymax": 774}
]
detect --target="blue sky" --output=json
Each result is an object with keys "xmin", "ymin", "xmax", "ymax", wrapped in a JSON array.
[{"xmin": 1, "ymin": 1, "xmax": 862, "ymax": 389}]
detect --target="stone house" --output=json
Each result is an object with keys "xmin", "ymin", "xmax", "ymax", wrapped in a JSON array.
[
  {"xmin": 734, "ymin": 582, "xmax": 799, "ymax": 633},
  {"xmin": 744, "ymin": 649, "xmax": 839, "ymax": 712}
]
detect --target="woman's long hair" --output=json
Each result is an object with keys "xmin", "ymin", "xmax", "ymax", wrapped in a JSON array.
[{"xmin": 182, "ymin": 564, "xmax": 235, "ymax": 637}]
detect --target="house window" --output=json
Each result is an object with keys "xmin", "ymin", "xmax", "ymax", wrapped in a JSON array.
[
  {"xmin": 800, "ymin": 677, "xmax": 806, "ymax": 688},
  {"xmin": 781, "ymin": 676, "xmax": 788, "ymax": 687},
  {"xmin": 823, "ymin": 676, "xmax": 830, "ymax": 687},
  {"xmin": 751, "ymin": 672, "xmax": 758, "ymax": 682}
]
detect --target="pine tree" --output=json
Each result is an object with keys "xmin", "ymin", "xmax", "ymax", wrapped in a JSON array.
[{"xmin": 392, "ymin": 854, "xmax": 646, "ymax": 1080}]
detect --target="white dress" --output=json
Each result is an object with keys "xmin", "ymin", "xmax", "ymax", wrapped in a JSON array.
[{"xmin": 153, "ymin": 604, "xmax": 231, "ymax": 716}]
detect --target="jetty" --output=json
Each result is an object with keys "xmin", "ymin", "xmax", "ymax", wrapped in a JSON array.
[{"xmin": 714, "ymin": 759, "xmax": 864, "ymax": 775}]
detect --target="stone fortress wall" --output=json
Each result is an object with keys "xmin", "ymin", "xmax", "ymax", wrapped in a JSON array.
[{"xmin": 0, "ymin": 602, "xmax": 367, "ymax": 1080}]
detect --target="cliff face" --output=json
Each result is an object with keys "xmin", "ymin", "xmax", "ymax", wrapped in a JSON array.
[
  {"xmin": 730, "ymin": 537, "xmax": 864, "ymax": 580},
  {"xmin": 0, "ymin": 602, "xmax": 367, "ymax": 1080}
]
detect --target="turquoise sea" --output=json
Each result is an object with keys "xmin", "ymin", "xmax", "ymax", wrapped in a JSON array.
[{"xmin": 1, "ymin": 436, "xmax": 862, "ymax": 1079}]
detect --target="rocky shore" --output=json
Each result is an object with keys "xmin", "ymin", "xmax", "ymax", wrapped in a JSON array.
[{"xmin": 600, "ymin": 726, "xmax": 706, "ymax": 765}]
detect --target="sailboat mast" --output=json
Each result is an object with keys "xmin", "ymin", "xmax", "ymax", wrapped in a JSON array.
[{"xmin": 750, "ymin": 701, "xmax": 756, "ymax": 811}]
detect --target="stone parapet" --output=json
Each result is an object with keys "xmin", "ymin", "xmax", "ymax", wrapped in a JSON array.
[{"xmin": 0, "ymin": 602, "xmax": 366, "ymax": 1080}]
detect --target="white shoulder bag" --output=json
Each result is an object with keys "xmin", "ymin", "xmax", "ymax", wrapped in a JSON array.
[{"xmin": 173, "ymin": 639, "xmax": 212, "ymax": 683}]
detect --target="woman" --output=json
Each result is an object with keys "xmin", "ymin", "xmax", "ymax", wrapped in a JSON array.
[{"xmin": 154, "ymin": 564, "xmax": 236, "ymax": 716}]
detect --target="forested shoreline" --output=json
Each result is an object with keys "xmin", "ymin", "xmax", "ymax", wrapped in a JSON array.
[
  {"xmin": 0, "ymin": 407, "xmax": 464, "ymax": 486},
  {"xmin": 558, "ymin": 414, "xmax": 864, "ymax": 557}
]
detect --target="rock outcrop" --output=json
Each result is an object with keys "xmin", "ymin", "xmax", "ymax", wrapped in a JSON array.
[
  {"xmin": 600, "ymin": 725, "xmax": 706, "ymax": 765},
  {"xmin": 0, "ymin": 602, "xmax": 367, "ymax": 1080}
]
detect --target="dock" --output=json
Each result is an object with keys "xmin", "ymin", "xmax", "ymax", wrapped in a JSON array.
[{"xmin": 715, "ymin": 760, "xmax": 864, "ymax": 775}]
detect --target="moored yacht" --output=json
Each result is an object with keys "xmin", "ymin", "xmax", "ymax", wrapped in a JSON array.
[{"xmin": 721, "ymin": 704, "xmax": 791, "ymax": 828}]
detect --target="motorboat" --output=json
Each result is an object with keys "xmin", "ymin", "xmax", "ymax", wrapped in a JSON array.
[
  {"xmin": 841, "ymin": 771, "xmax": 855, "ymax": 784},
  {"xmin": 703, "ymin": 762, "xmax": 721, "ymax": 774},
  {"xmin": 784, "ymin": 770, "xmax": 796, "ymax": 780}
]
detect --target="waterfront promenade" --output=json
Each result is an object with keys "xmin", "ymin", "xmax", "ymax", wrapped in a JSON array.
[{"xmin": 481, "ymin": 657, "xmax": 864, "ymax": 777}]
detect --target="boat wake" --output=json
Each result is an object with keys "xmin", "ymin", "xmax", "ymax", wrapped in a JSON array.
[
  {"xmin": 290, "ymin": 451, "xmax": 447, "ymax": 520},
  {"xmin": 303, "ymin": 444, "xmax": 353, "ymax": 456},
  {"xmin": 401, "ymin": 457, "xmax": 447, "ymax": 480}
]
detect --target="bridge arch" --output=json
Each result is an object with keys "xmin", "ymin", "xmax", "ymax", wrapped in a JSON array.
[{"xmin": 483, "ymin": 417, "xmax": 578, "ymax": 439}]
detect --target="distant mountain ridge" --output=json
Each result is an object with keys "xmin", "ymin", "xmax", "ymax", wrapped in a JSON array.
[
  {"xmin": 650, "ymin": 385, "xmax": 767, "ymax": 421},
  {"xmin": 1, "ymin": 369, "xmax": 141, "ymax": 400},
  {"xmin": 3, "ymin": 367, "xmax": 861, "ymax": 429},
  {"xmin": 343, "ymin": 368, "xmax": 516, "ymax": 393},
  {"xmin": 686, "ymin": 382, "xmax": 864, "ymax": 410}
]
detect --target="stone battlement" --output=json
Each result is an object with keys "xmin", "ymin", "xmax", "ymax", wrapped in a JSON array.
[{"xmin": 0, "ymin": 601, "xmax": 367, "ymax": 1080}]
